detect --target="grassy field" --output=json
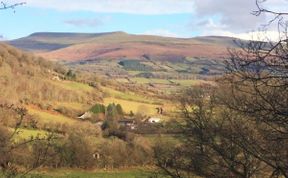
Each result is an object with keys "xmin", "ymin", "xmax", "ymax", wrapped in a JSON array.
[
  {"xmin": 104, "ymin": 97, "xmax": 160, "ymax": 116},
  {"xmin": 170, "ymin": 79, "xmax": 211, "ymax": 86},
  {"xmin": 9, "ymin": 128, "xmax": 48, "ymax": 141},
  {"xmin": 115, "ymin": 78, "xmax": 130, "ymax": 83},
  {"xmin": 27, "ymin": 168, "xmax": 165, "ymax": 178},
  {"xmin": 103, "ymin": 84, "xmax": 177, "ymax": 117},
  {"xmin": 54, "ymin": 102, "xmax": 89, "ymax": 111},
  {"xmin": 129, "ymin": 77, "xmax": 211, "ymax": 87},
  {"xmin": 143, "ymin": 134, "xmax": 181, "ymax": 145},
  {"xmin": 102, "ymin": 86, "xmax": 159, "ymax": 104},
  {"xmin": 130, "ymin": 78, "xmax": 168, "ymax": 84},
  {"xmin": 27, "ymin": 106, "xmax": 78, "ymax": 124},
  {"xmin": 49, "ymin": 80, "xmax": 94, "ymax": 92},
  {"xmin": 16, "ymin": 128, "xmax": 48, "ymax": 139}
]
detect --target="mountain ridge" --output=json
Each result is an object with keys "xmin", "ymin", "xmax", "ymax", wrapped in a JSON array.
[{"xmin": 7, "ymin": 32, "xmax": 240, "ymax": 62}]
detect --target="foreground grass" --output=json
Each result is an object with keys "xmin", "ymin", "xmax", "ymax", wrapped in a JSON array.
[{"xmin": 27, "ymin": 168, "xmax": 166, "ymax": 178}]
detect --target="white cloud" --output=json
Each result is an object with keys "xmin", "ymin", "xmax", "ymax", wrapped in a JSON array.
[
  {"xmin": 193, "ymin": 0, "xmax": 267, "ymax": 32},
  {"xmin": 196, "ymin": 18, "xmax": 283, "ymax": 41},
  {"xmin": 189, "ymin": 0, "xmax": 287, "ymax": 39},
  {"xmin": 201, "ymin": 29, "xmax": 282, "ymax": 42},
  {"xmin": 64, "ymin": 18, "xmax": 103, "ymax": 27},
  {"xmin": 142, "ymin": 29, "xmax": 182, "ymax": 38},
  {"xmin": 190, "ymin": 0, "xmax": 288, "ymax": 33},
  {"xmin": 235, "ymin": 31, "xmax": 283, "ymax": 42},
  {"xmin": 17, "ymin": 0, "xmax": 195, "ymax": 14}
]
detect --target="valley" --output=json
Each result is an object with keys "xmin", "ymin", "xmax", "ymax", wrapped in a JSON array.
[
  {"xmin": 1, "ymin": 0, "xmax": 287, "ymax": 177},
  {"xmin": 0, "ymin": 32, "xmax": 235, "ymax": 177},
  {"xmin": 9, "ymin": 32, "xmax": 228, "ymax": 93},
  {"xmin": 0, "ymin": 32, "xmax": 219, "ymax": 176}
]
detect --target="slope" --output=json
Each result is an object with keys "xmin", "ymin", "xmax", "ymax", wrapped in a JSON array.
[{"xmin": 8, "ymin": 32, "xmax": 239, "ymax": 62}]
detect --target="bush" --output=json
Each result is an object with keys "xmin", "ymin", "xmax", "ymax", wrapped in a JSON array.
[{"xmin": 96, "ymin": 137, "xmax": 153, "ymax": 168}]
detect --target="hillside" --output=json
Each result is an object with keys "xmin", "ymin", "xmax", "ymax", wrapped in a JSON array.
[
  {"xmin": 7, "ymin": 32, "xmax": 241, "ymax": 80},
  {"xmin": 9, "ymin": 32, "xmax": 238, "ymax": 61},
  {"xmin": 0, "ymin": 43, "xmax": 103, "ymax": 105}
]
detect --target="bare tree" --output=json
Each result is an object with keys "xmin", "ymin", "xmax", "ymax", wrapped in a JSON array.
[
  {"xmin": 155, "ymin": 1, "xmax": 288, "ymax": 177},
  {"xmin": 222, "ymin": 1, "xmax": 288, "ymax": 177},
  {"xmin": 0, "ymin": 1, "xmax": 25, "ymax": 12},
  {"xmin": 154, "ymin": 87, "xmax": 265, "ymax": 178},
  {"xmin": 0, "ymin": 104, "xmax": 57, "ymax": 177}
]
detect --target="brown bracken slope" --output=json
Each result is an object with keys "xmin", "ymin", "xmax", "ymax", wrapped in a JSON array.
[{"xmin": 8, "ymin": 32, "xmax": 240, "ymax": 62}]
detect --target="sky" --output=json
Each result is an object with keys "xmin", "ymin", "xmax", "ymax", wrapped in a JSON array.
[{"xmin": 0, "ymin": 0, "xmax": 287, "ymax": 40}]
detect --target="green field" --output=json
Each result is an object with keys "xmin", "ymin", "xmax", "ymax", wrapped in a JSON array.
[
  {"xmin": 49, "ymin": 80, "xmax": 94, "ymax": 92},
  {"xmin": 130, "ymin": 78, "xmax": 169, "ymax": 84},
  {"xmin": 9, "ymin": 128, "xmax": 48, "ymax": 141},
  {"xmin": 104, "ymin": 97, "xmax": 160, "ymax": 115},
  {"xmin": 27, "ymin": 169, "xmax": 166, "ymax": 178},
  {"xmin": 54, "ymin": 102, "xmax": 89, "ymax": 111},
  {"xmin": 27, "ymin": 106, "xmax": 78, "ymax": 124},
  {"xmin": 102, "ymin": 86, "xmax": 159, "ymax": 104},
  {"xmin": 129, "ymin": 77, "xmax": 212, "ymax": 87},
  {"xmin": 143, "ymin": 134, "xmax": 181, "ymax": 145}
]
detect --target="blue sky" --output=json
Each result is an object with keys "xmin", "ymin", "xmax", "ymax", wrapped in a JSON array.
[
  {"xmin": 0, "ymin": 0, "xmax": 286, "ymax": 40},
  {"xmin": 1, "ymin": 6, "xmax": 196, "ymax": 39}
]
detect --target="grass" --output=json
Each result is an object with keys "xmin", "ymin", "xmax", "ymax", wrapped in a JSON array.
[
  {"xmin": 16, "ymin": 128, "xmax": 48, "ymax": 139},
  {"xmin": 102, "ymin": 86, "xmax": 158, "ymax": 104},
  {"xmin": 49, "ymin": 80, "xmax": 94, "ymax": 92},
  {"xmin": 54, "ymin": 102, "xmax": 89, "ymax": 111},
  {"xmin": 27, "ymin": 168, "xmax": 166, "ymax": 178},
  {"xmin": 114, "ymin": 74, "xmax": 215, "ymax": 87},
  {"xmin": 130, "ymin": 77, "xmax": 152, "ymax": 84},
  {"xmin": 143, "ymin": 134, "xmax": 181, "ymax": 145},
  {"xmin": 115, "ymin": 78, "xmax": 130, "ymax": 83},
  {"xmin": 126, "ymin": 71, "xmax": 144, "ymax": 76},
  {"xmin": 104, "ymin": 97, "xmax": 160, "ymax": 115},
  {"xmin": 130, "ymin": 78, "xmax": 206, "ymax": 86},
  {"xmin": 27, "ymin": 106, "xmax": 77, "ymax": 125},
  {"xmin": 170, "ymin": 79, "xmax": 211, "ymax": 86},
  {"xmin": 9, "ymin": 128, "xmax": 48, "ymax": 141}
]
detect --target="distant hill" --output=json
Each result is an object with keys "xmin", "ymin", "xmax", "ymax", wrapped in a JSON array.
[{"xmin": 8, "ymin": 32, "xmax": 241, "ymax": 62}]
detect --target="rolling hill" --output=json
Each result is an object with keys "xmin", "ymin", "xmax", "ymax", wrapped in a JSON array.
[
  {"xmin": 0, "ymin": 43, "xmax": 102, "ymax": 105},
  {"xmin": 7, "ymin": 32, "xmax": 243, "ymax": 78},
  {"xmin": 8, "ymin": 32, "xmax": 239, "ymax": 62}
]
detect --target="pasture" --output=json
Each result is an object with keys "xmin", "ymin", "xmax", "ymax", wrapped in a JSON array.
[{"xmin": 27, "ymin": 106, "xmax": 77, "ymax": 124}]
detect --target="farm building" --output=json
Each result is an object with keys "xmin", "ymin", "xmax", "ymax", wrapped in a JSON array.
[
  {"xmin": 118, "ymin": 119, "xmax": 136, "ymax": 130},
  {"xmin": 148, "ymin": 117, "xmax": 161, "ymax": 123},
  {"xmin": 78, "ymin": 112, "xmax": 93, "ymax": 120}
]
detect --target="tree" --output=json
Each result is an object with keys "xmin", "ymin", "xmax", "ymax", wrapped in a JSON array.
[
  {"xmin": 105, "ymin": 103, "xmax": 124, "ymax": 120},
  {"xmin": 154, "ymin": 87, "xmax": 264, "ymax": 178},
  {"xmin": 65, "ymin": 69, "xmax": 77, "ymax": 80},
  {"xmin": 90, "ymin": 103, "xmax": 106, "ymax": 114},
  {"xmin": 0, "ymin": 1, "xmax": 25, "ymax": 11},
  {"xmin": 222, "ymin": 1, "xmax": 288, "ymax": 176},
  {"xmin": 116, "ymin": 104, "xmax": 124, "ymax": 115},
  {"xmin": 0, "ymin": 104, "xmax": 57, "ymax": 177},
  {"xmin": 155, "ymin": 1, "xmax": 288, "ymax": 177}
]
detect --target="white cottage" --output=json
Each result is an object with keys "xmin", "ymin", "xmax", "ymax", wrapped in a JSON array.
[{"xmin": 148, "ymin": 117, "xmax": 161, "ymax": 123}]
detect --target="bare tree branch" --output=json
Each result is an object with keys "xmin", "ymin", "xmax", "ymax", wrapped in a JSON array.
[{"xmin": 0, "ymin": 1, "xmax": 25, "ymax": 11}]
